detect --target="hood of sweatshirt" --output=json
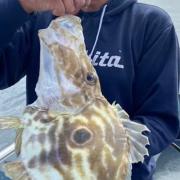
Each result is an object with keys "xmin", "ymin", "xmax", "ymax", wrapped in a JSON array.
[
  {"xmin": 78, "ymin": 0, "xmax": 137, "ymax": 59},
  {"xmin": 106, "ymin": 0, "xmax": 137, "ymax": 16},
  {"xmin": 79, "ymin": 0, "xmax": 137, "ymax": 18}
]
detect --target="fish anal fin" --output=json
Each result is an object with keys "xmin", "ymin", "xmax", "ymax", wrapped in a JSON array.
[
  {"xmin": 0, "ymin": 117, "xmax": 21, "ymax": 129},
  {"xmin": 3, "ymin": 161, "xmax": 31, "ymax": 180}
]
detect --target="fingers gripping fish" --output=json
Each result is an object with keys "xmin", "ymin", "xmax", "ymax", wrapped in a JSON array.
[{"xmin": 0, "ymin": 16, "xmax": 150, "ymax": 180}]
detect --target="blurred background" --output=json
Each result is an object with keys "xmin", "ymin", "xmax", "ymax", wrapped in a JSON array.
[
  {"xmin": 0, "ymin": 0, "xmax": 180, "ymax": 180},
  {"xmin": 140, "ymin": 0, "xmax": 180, "ymax": 39}
]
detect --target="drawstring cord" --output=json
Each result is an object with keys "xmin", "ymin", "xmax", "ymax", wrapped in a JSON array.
[{"xmin": 89, "ymin": 4, "xmax": 108, "ymax": 59}]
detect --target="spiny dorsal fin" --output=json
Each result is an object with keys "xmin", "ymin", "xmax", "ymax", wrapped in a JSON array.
[
  {"xmin": 3, "ymin": 161, "xmax": 31, "ymax": 180},
  {"xmin": 15, "ymin": 128, "xmax": 24, "ymax": 156},
  {"xmin": 0, "ymin": 117, "xmax": 21, "ymax": 129},
  {"xmin": 113, "ymin": 103, "xmax": 150, "ymax": 163}
]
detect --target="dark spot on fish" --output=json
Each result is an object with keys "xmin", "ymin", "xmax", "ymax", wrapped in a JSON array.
[
  {"xmin": 82, "ymin": 91, "xmax": 90, "ymax": 102},
  {"xmin": 47, "ymin": 125, "xmax": 58, "ymax": 165},
  {"xmin": 57, "ymin": 133, "xmax": 71, "ymax": 165},
  {"xmin": 28, "ymin": 157, "xmax": 37, "ymax": 169},
  {"xmin": 48, "ymin": 149, "xmax": 59, "ymax": 164},
  {"xmin": 39, "ymin": 150, "xmax": 48, "ymax": 165},
  {"xmin": 48, "ymin": 124, "xmax": 56, "ymax": 144},
  {"xmin": 38, "ymin": 133, "xmax": 46, "ymax": 144},
  {"xmin": 74, "ymin": 70, "xmax": 82, "ymax": 79},
  {"xmin": 72, "ymin": 128, "xmax": 92, "ymax": 145},
  {"xmin": 40, "ymin": 118, "xmax": 51, "ymax": 124},
  {"xmin": 84, "ymin": 93, "xmax": 89, "ymax": 102},
  {"xmin": 47, "ymin": 123, "xmax": 71, "ymax": 165}
]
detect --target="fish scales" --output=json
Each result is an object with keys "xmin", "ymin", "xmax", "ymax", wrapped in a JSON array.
[{"xmin": 0, "ymin": 15, "xmax": 150, "ymax": 180}]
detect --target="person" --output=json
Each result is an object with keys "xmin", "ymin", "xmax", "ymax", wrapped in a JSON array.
[{"xmin": 0, "ymin": 0, "xmax": 179, "ymax": 179}]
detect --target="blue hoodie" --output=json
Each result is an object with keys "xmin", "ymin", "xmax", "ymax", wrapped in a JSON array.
[{"xmin": 0, "ymin": 0, "xmax": 179, "ymax": 179}]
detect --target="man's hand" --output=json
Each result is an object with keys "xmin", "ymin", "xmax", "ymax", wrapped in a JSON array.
[{"xmin": 19, "ymin": 0, "xmax": 91, "ymax": 16}]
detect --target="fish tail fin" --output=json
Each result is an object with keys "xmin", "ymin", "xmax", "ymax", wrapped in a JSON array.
[
  {"xmin": 0, "ymin": 117, "xmax": 21, "ymax": 129},
  {"xmin": 113, "ymin": 103, "xmax": 150, "ymax": 163},
  {"xmin": 3, "ymin": 161, "xmax": 31, "ymax": 180}
]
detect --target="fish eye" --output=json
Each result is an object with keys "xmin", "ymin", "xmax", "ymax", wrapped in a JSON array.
[
  {"xmin": 85, "ymin": 72, "xmax": 97, "ymax": 85},
  {"xmin": 71, "ymin": 128, "xmax": 93, "ymax": 146}
]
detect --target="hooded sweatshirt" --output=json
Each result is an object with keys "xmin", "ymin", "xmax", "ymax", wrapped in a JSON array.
[{"xmin": 0, "ymin": 0, "xmax": 179, "ymax": 179}]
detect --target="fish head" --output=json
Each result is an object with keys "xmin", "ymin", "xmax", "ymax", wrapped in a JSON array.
[{"xmin": 35, "ymin": 16, "xmax": 102, "ymax": 111}]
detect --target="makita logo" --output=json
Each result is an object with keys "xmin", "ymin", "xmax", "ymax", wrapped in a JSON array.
[{"xmin": 90, "ymin": 51, "xmax": 124, "ymax": 69}]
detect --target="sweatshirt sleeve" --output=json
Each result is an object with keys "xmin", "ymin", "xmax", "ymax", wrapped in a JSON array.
[
  {"xmin": 132, "ymin": 22, "xmax": 180, "ymax": 156},
  {"xmin": 0, "ymin": 0, "xmax": 33, "ymax": 89}
]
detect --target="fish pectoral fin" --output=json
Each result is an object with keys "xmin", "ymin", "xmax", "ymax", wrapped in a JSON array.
[
  {"xmin": 0, "ymin": 117, "xmax": 21, "ymax": 129},
  {"xmin": 3, "ymin": 161, "xmax": 31, "ymax": 180},
  {"xmin": 114, "ymin": 103, "xmax": 150, "ymax": 164},
  {"xmin": 123, "ymin": 119, "xmax": 150, "ymax": 163}
]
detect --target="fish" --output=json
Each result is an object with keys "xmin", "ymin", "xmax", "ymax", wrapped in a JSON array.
[{"xmin": 0, "ymin": 15, "xmax": 150, "ymax": 180}]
